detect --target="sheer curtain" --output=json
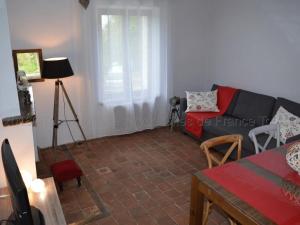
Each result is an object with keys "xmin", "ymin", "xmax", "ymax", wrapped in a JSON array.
[{"xmin": 79, "ymin": 0, "xmax": 170, "ymax": 138}]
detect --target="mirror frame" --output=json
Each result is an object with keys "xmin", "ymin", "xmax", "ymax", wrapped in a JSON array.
[{"xmin": 12, "ymin": 49, "xmax": 44, "ymax": 83}]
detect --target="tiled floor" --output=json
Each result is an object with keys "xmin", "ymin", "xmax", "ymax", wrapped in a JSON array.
[{"xmin": 38, "ymin": 127, "xmax": 228, "ymax": 225}]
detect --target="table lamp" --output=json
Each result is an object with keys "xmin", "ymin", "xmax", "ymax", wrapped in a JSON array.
[{"xmin": 42, "ymin": 57, "xmax": 87, "ymax": 148}]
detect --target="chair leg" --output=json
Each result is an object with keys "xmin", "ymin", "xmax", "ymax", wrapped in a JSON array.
[
  {"xmin": 77, "ymin": 177, "xmax": 82, "ymax": 187},
  {"xmin": 228, "ymin": 218, "xmax": 237, "ymax": 225},
  {"xmin": 202, "ymin": 199, "xmax": 237, "ymax": 225},
  {"xmin": 202, "ymin": 199, "xmax": 212, "ymax": 225}
]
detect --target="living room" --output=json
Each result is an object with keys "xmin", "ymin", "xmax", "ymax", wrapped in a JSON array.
[{"xmin": 0, "ymin": 0, "xmax": 300, "ymax": 224}]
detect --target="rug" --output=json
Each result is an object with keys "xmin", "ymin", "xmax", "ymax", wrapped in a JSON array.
[{"xmin": 37, "ymin": 142, "xmax": 110, "ymax": 225}]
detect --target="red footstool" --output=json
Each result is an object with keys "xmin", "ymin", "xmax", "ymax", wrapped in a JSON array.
[{"xmin": 50, "ymin": 160, "xmax": 83, "ymax": 191}]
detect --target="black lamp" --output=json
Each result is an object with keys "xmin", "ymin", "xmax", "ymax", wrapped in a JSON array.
[
  {"xmin": 42, "ymin": 57, "xmax": 73, "ymax": 79},
  {"xmin": 42, "ymin": 57, "xmax": 86, "ymax": 148}
]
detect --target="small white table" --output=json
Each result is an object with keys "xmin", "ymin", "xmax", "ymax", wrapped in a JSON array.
[{"xmin": 0, "ymin": 177, "xmax": 67, "ymax": 225}]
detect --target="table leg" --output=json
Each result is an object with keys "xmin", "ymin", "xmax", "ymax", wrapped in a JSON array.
[{"xmin": 190, "ymin": 175, "xmax": 204, "ymax": 225}]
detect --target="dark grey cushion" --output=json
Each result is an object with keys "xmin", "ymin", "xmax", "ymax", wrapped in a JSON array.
[
  {"xmin": 203, "ymin": 116, "xmax": 278, "ymax": 157},
  {"xmin": 225, "ymin": 90, "xmax": 241, "ymax": 116},
  {"xmin": 272, "ymin": 97, "xmax": 300, "ymax": 118},
  {"xmin": 232, "ymin": 90, "xmax": 276, "ymax": 126},
  {"xmin": 203, "ymin": 116, "xmax": 256, "ymax": 136},
  {"xmin": 211, "ymin": 84, "xmax": 241, "ymax": 116}
]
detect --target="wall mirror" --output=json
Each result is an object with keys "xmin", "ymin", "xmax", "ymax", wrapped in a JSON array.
[{"xmin": 12, "ymin": 49, "xmax": 44, "ymax": 82}]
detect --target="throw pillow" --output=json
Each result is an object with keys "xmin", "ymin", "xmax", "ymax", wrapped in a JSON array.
[
  {"xmin": 270, "ymin": 106, "xmax": 300, "ymax": 144},
  {"xmin": 185, "ymin": 90, "xmax": 220, "ymax": 112}
]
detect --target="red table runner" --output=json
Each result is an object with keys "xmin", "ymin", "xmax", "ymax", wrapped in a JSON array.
[{"xmin": 203, "ymin": 149, "xmax": 300, "ymax": 225}]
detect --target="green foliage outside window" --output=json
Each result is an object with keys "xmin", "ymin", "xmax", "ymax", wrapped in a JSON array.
[{"xmin": 17, "ymin": 52, "xmax": 41, "ymax": 77}]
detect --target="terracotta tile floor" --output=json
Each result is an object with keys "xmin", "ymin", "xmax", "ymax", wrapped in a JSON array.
[{"xmin": 38, "ymin": 127, "xmax": 228, "ymax": 225}]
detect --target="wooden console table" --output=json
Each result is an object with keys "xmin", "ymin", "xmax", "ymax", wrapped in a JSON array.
[{"xmin": 0, "ymin": 177, "xmax": 66, "ymax": 225}]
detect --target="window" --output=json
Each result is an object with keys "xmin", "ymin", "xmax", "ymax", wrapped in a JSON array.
[{"xmin": 98, "ymin": 9, "xmax": 160, "ymax": 104}]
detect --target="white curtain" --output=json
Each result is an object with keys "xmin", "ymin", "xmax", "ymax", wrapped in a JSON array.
[{"xmin": 79, "ymin": 0, "xmax": 170, "ymax": 138}]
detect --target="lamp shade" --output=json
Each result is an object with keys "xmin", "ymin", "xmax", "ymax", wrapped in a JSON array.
[{"xmin": 42, "ymin": 57, "xmax": 74, "ymax": 79}]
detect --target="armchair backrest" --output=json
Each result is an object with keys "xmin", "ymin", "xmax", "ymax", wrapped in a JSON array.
[
  {"xmin": 200, "ymin": 134, "xmax": 243, "ymax": 169},
  {"xmin": 249, "ymin": 124, "xmax": 280, "ymax": 154}
]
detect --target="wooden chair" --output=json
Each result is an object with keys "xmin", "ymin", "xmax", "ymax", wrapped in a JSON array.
[{"xmin": 200, "ymin": 134, "xmax": 243, "ymax": 225}]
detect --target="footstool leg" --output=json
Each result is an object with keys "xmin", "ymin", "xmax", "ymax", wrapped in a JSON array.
[{"xmin": 77, "ymin": 177, "xmax": 82, "ymax": 187}]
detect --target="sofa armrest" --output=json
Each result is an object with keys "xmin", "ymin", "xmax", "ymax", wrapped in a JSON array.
[{"xmin": 286, "ymin": 134, "xmax": 300, "ymax": 144}]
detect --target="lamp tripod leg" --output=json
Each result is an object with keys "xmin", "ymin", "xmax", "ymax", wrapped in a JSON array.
[
  {"xmin": 168, "ymin": 107, "xmax": 173, "ymax": 126},
  {"xmin": 59, "ymin": 81, "xmax": 87, "ymax": 143},
  {"xmin": 52, "ymin": 80, "xmax": 60, "ymax": 149}
]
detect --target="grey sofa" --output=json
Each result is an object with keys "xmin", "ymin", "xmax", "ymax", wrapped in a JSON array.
[{"xmin": 180, "ymin": 84, "xmax": 300, "ymax": 157}]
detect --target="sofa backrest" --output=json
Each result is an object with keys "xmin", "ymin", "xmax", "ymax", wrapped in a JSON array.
[
  {"xmin": 272, "ymin": 97, "xmax": 300, "ymax": 118},
  {"xmin": 211, "ymin": 84, "xmax": 240, "ymax": 116},
  {"xmin": 230, "ymin": 90, "xmax": 276, "ymax": 126}
]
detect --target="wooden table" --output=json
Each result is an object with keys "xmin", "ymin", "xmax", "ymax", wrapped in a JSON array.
[
  {"xmin": 189, "ymin": 143, "xmax": 300, "ymax": 225},
  {"xmin": 0, "ymin": 177, "xmax": 67, "ymax": 225}
]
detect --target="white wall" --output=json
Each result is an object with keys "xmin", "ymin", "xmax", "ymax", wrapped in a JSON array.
[
  {"xmin": 208, "ymin": 0, "xmax": 300, "ymax": 102},
  {"xmin": 7, "ymin": 0, "xmax": 213, "ymax": 147},
  {"xmin": 0, "ymin": 0, "xmax": 37, "ymax": 187},
  {"xmin": 7, "ymin": 0, "xmax": 87, "ymax": 148},
  {"xmin": 170, "ymin": 0, "xmax": 300, "ymax": 102},
  {"xmin": 170, "ymin": 0, "xmax": 212, "ymax": 97},
  {"xmin": 0, "ymin": 0, "xmax": 19, "ymax": 118},
  {"xmin": 0, "ymin": 123, "xmax": 37, "ymax": 187},
  {"xmin": 6, "ymin": 0, "xmax": 300, "ymax": 150}
]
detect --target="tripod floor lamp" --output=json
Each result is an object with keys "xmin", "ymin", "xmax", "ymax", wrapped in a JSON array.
[{"xmin": 42, "ymin": 57, "xmax": 87, "ymax": 148}]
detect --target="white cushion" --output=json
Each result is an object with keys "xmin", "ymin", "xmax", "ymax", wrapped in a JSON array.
[
  {"xmin": 185, "ymin": 90, "xmax": 220, "ymax": 113},
  {"xmin": 270, "ymin": 106, "xmax": 300, "ymax": 144}
]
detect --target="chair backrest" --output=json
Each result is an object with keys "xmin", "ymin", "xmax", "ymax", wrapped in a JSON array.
[
  {"xmin": 200, "ymin": 134, "xmax": 243, "ymax": 169},
  {"xmin": 249, "ymin": 124, "xmax": 280, "ymax": 154}
]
